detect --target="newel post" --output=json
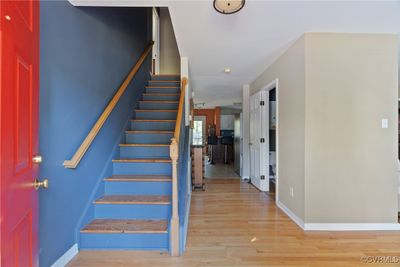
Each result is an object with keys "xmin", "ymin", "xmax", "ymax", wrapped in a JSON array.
[{"xmin": 169, "ymin": 137, "xmax": 180, "ymax": 256}]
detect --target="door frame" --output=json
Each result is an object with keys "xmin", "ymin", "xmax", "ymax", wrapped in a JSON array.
[
  {"xmin": 152, "ymin": 7, "xmax": 160, "ymax": 74},
  {"xmin": 249, "ymin": 90, "xmax": 268, "ymax": 191},
  {"xmin": 193, "ymin": 115, "xmax": 206, "ymax": 145},
  {"xmin": 260, "ymin": 79, "xmax": 279, "ymax": 201}
]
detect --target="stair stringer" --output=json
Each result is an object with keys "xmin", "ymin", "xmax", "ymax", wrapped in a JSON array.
[
  {"xmin": 74, "ymin": 76, "xmax": 149, "ymax": 248},
  {"xmin": 78, "ymin": 74, "xmax": 182, "ymax": 252},
  {"xmin": 74, "ymin": 117, "xmax": 133, "ymax": 248}
]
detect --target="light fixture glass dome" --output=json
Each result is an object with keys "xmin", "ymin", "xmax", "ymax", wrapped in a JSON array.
[{"xmin": 213, "ymin": 0, "xmax": 245, "ymax": 14}]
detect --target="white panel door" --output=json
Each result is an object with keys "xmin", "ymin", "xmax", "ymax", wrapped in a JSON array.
[
  {"xmin": 152, "ymin": 8, "xmax": 160, "ymax": 74},
  {"xmin": 261, "ymin": 91, "xmax": 269, "ymax": 191},
  {"xmin": 250, "ymin": 94, "xmax": 255, "ymax": 185},
  {"xmin": 250, "ymin": 91, "xmax": 269, "ymax": 191},
  {"xmin": 240, "ymin": 113, "xmax": 243, "ymax": 177}
]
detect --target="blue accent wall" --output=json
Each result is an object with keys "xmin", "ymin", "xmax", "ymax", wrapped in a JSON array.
[
  {"xmin": 39, "ymin": 1, "xmax": 151, "ymax": 266},
  {"xmin": 176, "ymin": 94, "xmax": 191, "ymax": 254},
  {"xmin": 179, "ymin": 126, "xmax": 191, "ymax": 254}
]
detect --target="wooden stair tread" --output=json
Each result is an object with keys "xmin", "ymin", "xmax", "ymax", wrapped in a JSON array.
[
  {"xmin": 143, "ymin": 93, "xmax": 179, "ymax": 96},
  {"xmin": 81, "ymin": 219, "xmax": 168, "ymax": 234},
  {"xmin": 112, "ymin": 158, "xmax": 172, "ymax": 163},
  {"xmin": 125, "ymin": 130, "xmax": 173, "ymax": 134},
  {"xmin": 131, "ymin": 119, "xmax": 176, "ymax": 122},
  {"xmin": 119, "ymin": 143, "xmax": 169, "ymax": 147},
  {"xmin": 94, "ymin": 195, "xmax": 170, "ymax": 205},
  {"xmin": 145, "ymin": 86, "xmax": 179, "ymax": 88},
  {"xmin": 135, "ymin": 109, "xmax": 177, "ymax": 112},
  {"xmin": 151, "ymin": 74, "xmax": 180, "ymax": 76},
  {"xmin": 149, "ymin": 80, "xmax": 180, "ymax": 83},
  {"xmin": 139, "ymin": 100, "xmax": 178, "ymax": 103},
  {"xmin": 105, "ymin": 175, "xmax": 172, "ymax": 182}
]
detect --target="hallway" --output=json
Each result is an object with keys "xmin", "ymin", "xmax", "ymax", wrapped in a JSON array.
[
  {"xmin": 68, "ymin": 179, "xmax": 400, "ymax": 266},
  {"xmin": 204, "ymin": 162, "xmax": 240, "ymax": 179}
]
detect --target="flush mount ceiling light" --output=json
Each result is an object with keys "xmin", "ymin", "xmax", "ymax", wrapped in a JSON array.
[
  {"xmin": 224, "ymin": 68, "xmax": 231, "ymax": 74},
  {"xmin": 194, "ymin": 102, "xmax": 206, "ymax": 109},
  {"xmin": 213, "ymin": 0, "xmax": 245, "ymax": 15}
]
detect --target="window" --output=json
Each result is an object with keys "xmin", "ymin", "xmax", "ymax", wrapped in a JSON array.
[{"xmin": 192, "ymin": 120, "xmax": 203, "ymax": 145}]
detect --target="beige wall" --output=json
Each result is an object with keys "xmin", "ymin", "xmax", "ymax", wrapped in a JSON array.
[
  {"xmin": 251, "ymin": 36, "xmax": 306, "ymax": 221},
  {"xmin": 250, "ymin": 33, "xmax": 398, "ymax": 224},
  {"xmin": 304, "ymin": 33, "xmax": 398, "ymax": 223},
  {"xmin": 159, "ymin": 8, "xmax": 180, "ymax": 74}
]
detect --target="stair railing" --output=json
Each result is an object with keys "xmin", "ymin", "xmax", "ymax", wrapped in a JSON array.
[
  {"xmin": 169, "ymin": 77, "xmax": 187, "ymax": 256},
  {"xmin": 63, "ymin": 41, "xmax": 154, "ymax": 169}
]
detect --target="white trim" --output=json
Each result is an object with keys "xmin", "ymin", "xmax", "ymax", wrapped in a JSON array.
[
  {"xmin": 275, "ymin": 79, "xmax": 279, "ymax": 204},
  {"xmin": 152, "ymin": 7, "xmax": 160, "ymax": 75},
  {"xmin": 261, "ymin": 79, "xmax": 279, "ymax": 92},
  {"xmin": 277, "ymin": 200, "xmax": 400, "ymax": 231},
  {"xmin": 276, "ymin": 200, "xmax": 305, "ymax": 229},
  {"xmin": 304, "ymin": 223, "xmax": 400, "ymax": 231},
  {"xmin": 260, "ymin": 79, "xmax": 279, "ymax": 199},
  {"xmin": 50, "ymin": 244, "xmax": 78, "ymax": 267}
]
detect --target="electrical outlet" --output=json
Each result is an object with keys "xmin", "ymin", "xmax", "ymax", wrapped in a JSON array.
[{"xmin": 290, "ymin": 187, "xmax": 294, "ymax": 198}]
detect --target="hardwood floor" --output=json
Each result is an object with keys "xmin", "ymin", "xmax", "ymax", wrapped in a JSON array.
[{"xmin": 67, "ymin": 179, "xmax": 400, "ymax": 267}]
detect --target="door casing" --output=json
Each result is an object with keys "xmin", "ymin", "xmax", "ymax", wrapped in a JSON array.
[
  {"xmin": 152, "ymin": 7, "xmax": 160, "ymax": 74},
  {"xmin": 250, "ymin": 90, "xmax": 268, "ymax": 191},
  {"xmin": 249, "ymin": 79, "xmax": 279, "ymax": 196}
]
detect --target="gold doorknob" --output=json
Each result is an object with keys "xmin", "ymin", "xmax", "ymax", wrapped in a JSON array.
[
  {"xmin": 33, "ymin": 178, "xmax": 49, "ymax": 190},
  {"xmin": 32, "ymin": 155, "xmax": 43, "ymax": 164}
]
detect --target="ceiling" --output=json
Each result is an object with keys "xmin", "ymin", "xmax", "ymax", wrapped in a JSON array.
[{"xmin": 70, "ymin": 0, "xmax": 400, "ymax": 108}]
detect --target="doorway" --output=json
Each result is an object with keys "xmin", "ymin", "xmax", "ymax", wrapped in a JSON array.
[
  {"xmin": 394, "ymin": 103, "xmax": 400, "ymax": 223},
  {"xmin": 152, "ymin": 7, "xmax": 160, "ymax": 74},
  {"xmin": 268, "ymin": 88, "xmax": 277, "ymax": 195},
  {"xmin": 249, "ymin": 79, "xmax": 279, "ymax": 197},
  {"xmin": 250, "ymin": 90, "xmax": 268, "ymax": 191},
  {"xmin": 193, "ymin": 116, "xmax": 206, "ymax": 146},
  {"xmin": 196, "ymin": 109, "xmax": 240, "ymax": 179}
]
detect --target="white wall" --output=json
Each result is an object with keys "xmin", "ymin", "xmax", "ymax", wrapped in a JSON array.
[
  {"xmin": 241, "ymin": 85, "xmax": 250, "ymax": 179},
  {"xmin": 181, "ymin": 57, "xmax": 190, "ymax": 126},
  {"xmin": 250, "ymin": 32, "xmax": 398, "ymax": 225},
  {"xmin": 159, "ymin": 8, "xmax": 180, "ymax": 74},
  {"xmin": 251, "ymin": 36, "xmax": 306, "ymax": 221},
  {"xmin": 304, "ymin": 33, "xmax": 398, "ymax": 223}
]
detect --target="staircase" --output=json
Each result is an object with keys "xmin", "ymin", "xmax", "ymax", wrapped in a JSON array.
[{"xmin": 79, "ymin": 74, "xmax": 181, "ymax": 251}]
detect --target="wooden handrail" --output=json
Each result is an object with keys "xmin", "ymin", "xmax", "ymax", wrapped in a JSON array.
[
  {"xmin": 63, "ymin": 41, "xmax": 154, "ymax": 169},
  {"xmin": 169, "ymin": 76, "xmax": 187, "ymax": 256},
  {"xmin": 173, "ymin": 77, "xmax": 187, "ymax": 143}
]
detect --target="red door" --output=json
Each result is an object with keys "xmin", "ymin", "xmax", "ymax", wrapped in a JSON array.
[{"xmin": 0, "ymin": 0, "xmax": 40, "ymax": 266}]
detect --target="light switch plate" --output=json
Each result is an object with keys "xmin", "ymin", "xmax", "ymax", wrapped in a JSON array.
[{"xmin": 381, "ymin": 118, "xmax": 389, "ymax": 129}]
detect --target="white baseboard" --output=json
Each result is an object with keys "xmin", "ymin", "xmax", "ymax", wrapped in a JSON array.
[
  {"xmin": 276, "ymin": 200, "xmax": 305, "ymax": 229},
  {"xmin": 304, "ymin": 223, "xmax": 400, "ymax": 231},
  {"xmin": 51, "ymin": 244, "xmax": 78, "ymax": 267},
  {"xmin": 276, "ymin": 200, "xmax": 400, "ymax": 231}
]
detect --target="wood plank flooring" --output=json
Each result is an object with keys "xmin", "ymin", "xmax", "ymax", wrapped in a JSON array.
[{"xmin": 67, "ymin": 178, "xmax": 400, "ymax": 267}]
